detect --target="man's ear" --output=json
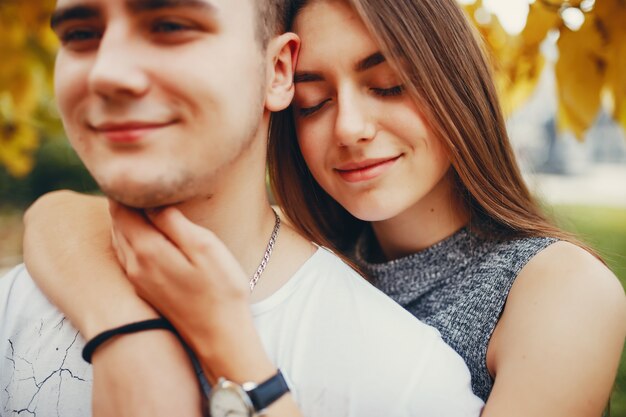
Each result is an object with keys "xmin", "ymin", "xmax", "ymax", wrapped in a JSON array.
[{"xmin": 265, "ymin": 32, "xmax": 300, "ymax": 112}]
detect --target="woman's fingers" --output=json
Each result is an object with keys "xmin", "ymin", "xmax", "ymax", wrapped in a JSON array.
[
  {"xmin": 108, "ymin": 201, "xmax": 190, "ymax": 283},
  {"xmin": 109, "ymin": 201, "xmax": 155, "ymax": 244},
  {"xmin": 105, "ymin": 202, "xmax": 251, "ymax": 351},
  {"xmin": 146, "ymin": 207, "xmax": 226, "ymax": 267},
  {"xmin": 147, "ymin": 207, "xmax": 249, "ymax": 296},
  {"xmin": 109, "ymin": 202, "xmax": 248, "ymax": 302},
  {"xmin": 110, "ymin": 226, "xmax": 128, "ymax": 271},
  {"xmin": 144, "ymin": 208, "xmax": 190, "ymax": 250}
]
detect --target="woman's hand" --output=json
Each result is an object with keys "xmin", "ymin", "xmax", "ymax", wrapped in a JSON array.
[
  {"xmin": 108, "ymin": 201, "xmax": 277, "ymax": 384},
  {"xmin": 110, "ymin": 201, "xmax": 249, "ymax": 320},
  {"xmin": 109, "ymin": 202, "xmax": 303, "ymax": 417},
  {"xmin": 23, "ymin": 190, "xmax": 205, "ymax": 417},
  {"xmin": 23, "ymin": 191, "xmax": 157, "ymax": 337}
]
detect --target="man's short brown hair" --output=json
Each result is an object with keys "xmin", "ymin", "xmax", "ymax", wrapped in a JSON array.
[{"xmin": 255, "ymin": 0, "xmax": 293, "ymax": 46}]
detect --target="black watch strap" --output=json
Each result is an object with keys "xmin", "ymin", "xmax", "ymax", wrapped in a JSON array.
[{"xmin": 246, "ymin": 370, "xmax": 290, "ymax": 412}]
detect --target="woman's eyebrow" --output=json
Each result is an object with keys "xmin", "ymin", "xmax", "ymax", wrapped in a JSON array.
[
  {"xmin": 355, "ymin": 52, "xmax": 385, "ymax": 72},
  {"xmin": 293, "ymin": 51, "xmax": 385, "ymax": 84},
  {"xmin": 293, "ymin": 72, "xmax": 324, "ymax": 84}
]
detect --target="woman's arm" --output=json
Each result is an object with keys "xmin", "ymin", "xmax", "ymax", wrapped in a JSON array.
[
  {"xmin": 108, "ymin": 202, "xmax": 303, "ymax": 417},
  {"xmin": 23, "ymin": 191, "xmax": 204, "ymax": 417},
  {"xmin": 24, "ymin": 191, "xmax": 157, "ymax": 337},
  {"xmin": 482, "ymin": 241, "xmax": 626, "ymax": 417}
]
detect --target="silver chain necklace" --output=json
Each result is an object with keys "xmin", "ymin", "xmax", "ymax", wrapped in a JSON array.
[{"xmin": 249, "ymin": 209, "xmax": 281, "ymax": 292}]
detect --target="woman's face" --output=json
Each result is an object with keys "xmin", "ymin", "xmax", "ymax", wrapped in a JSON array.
[{"xmin": 292, "ymin": 0, "xmax": 453, "ymax": 223}]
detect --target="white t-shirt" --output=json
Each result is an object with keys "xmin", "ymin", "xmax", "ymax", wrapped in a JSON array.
[{"xmin": 0, "ymin": 248, "xmax": 484, "ymax": 417}]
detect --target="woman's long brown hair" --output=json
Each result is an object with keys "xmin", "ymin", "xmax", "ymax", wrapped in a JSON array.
[{"xmin": 269, "ymin": 0, "xmax": 594, "ymax": 262}]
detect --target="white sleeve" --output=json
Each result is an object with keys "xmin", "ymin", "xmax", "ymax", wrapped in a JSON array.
[
  {"xmin": 0, "ymin": 265, "xmax": 93, "ymax": 417},
  {"xmin": 0, "ymin": 265, "xmax": 23, "ymax": 312},
  {"xmin": 404, "ymin": 339, "xmax": 484, "ymax": 417}
]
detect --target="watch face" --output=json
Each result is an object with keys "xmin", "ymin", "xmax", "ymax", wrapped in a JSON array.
[{"xmin": 209, "ymin": 380, "xmax": 253, "ymax": 417}]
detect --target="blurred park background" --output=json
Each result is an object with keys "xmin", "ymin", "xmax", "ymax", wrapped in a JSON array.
[{"xmin": 1, "ymin": 0, "xmax": 625, "ymax": 414}]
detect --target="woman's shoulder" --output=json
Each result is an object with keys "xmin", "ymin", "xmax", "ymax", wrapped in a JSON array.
[
  {"xmin": 449, "ymin": 233, "xmax": 557, "ymax": 289},
  {"xmin": 502, "ymin": 241, "xmax": 626, "ymax": 334},
  {"xmin": 485, "ymin": 240, "xmax": 626, "ymax": 415},
  {"xmin": 513, "ymin": 240, "xmax": 625, "ymax": 310},
  {"xmin": 475, "ymin": 234, "xmax": 557, "ymax": 266}
]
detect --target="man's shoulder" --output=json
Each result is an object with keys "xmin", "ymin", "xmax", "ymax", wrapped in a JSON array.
[
  {"xmin": 297, "ymin": 248, "xmax": 423, "ymax": 315},
  {"xmin": 0, "ymin": 263, "xmax": 58, "ymax": 317},
  {"xmin": 0, "ymin": 263, "xmax": 28, "ymax": 281},
  {"xmin": 0, "ymin": 263, "xmax": 81, "ymax": 347},
  {"xmin": 0, "ymin": 264, "xmax": 92, "ymax": 417},
  {"xmin": 265, "ymin": 249, "xmax": 485, "ymax": 416},
  {"xmin": 277, "ymin": 247, "xmax": 444, "ymax": 345}
]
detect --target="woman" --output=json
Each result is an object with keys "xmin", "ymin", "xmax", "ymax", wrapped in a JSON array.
[
  {"xmin": 23, "ymin": 0, "xmax": 625, "ymax": 416},
  {"xmin": 269, "ymin": 0, "xmax": 626, "ymax": 413}
]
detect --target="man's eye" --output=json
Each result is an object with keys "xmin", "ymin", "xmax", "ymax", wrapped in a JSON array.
[
  {"xmin": 371, "ymin": 85, "xmax": 405, "ymax": 97},
  {"xmin": 152, "ymin": 20, "xmax": 191, "ymax": 33},
  {"xmin": 60, "ymin": 28, "xmax": 101, "ymax": 44},
  {"xmin": 298, "ymin": 99, "xmax": 331, "ymax": 118}
]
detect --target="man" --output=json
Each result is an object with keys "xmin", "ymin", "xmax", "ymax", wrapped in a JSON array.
[{"xmin": 0, "ymin": 0, "xmax": 483, "ymax": 416}]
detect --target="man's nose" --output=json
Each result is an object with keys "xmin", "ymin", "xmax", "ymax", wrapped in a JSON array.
[
  {"xmin": 333, "ymin": 88, "xmax": 376, "ymax": 147},
  {"xmin": 87, "ymin": 30, "xmax": 150, "ymax": 100}
]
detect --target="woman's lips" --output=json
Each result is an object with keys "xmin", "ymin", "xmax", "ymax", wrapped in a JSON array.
[{"xmin": 335, "ymin": 155, "xmax": 401, "ymax": 183}]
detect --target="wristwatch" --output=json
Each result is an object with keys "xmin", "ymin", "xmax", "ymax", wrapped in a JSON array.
[{"xmin": 208, "ymin": 370, "xmax": 290, "ymax": 417}]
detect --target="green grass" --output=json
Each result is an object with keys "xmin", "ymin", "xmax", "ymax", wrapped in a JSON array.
[{"xmin": 550, "ymin": 205, "xmax": 626, "ymax": 417}]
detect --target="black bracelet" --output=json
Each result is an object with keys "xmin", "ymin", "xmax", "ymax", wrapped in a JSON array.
[{"xmin": 82, "ymin": 318, "xmax": 176, "ymax": 364}]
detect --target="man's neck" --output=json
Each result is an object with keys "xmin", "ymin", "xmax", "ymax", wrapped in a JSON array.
[
  {"xmin": 169, "ymin": 195, "xmax": 316, "ymax": 303},
  {"xmin": 154, "ymin": 137, "xmax": 316, "ymax": 302}
]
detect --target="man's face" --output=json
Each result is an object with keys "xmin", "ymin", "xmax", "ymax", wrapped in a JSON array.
[{"xmin": 52, "ymin": 0, "xmax": 268, "ymax": 207}]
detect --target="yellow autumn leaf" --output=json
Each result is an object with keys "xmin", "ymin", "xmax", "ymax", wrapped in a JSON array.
[
  {"xmin": 17, "ymin": 0, "xmax": 55, "ymax": 28},
  {"xmin": 594, "ymin": 0, "xmax": 626, "ymax": 132},
  {"xmin": 555, "ymin": 15, "xmax": 606, "ymax": 139},
  {"xmin": 2, "ymin": 154, "xmax": 35, "ymax": 178},
  {"xmin": 499, "ymin": 53, "xmax": 547, "ymax": 114},
  {"xmin": 457, "ymin": 0, "xmax": 626, "ymax": 137},
  {"xmin": 522, "ymin": 1, "xmax": 561, "ymax": 46},
  {"xmin": 608, "ymin": 36, "xmax": 626, "ymax": 130},
  {"xmin": 9, "ymin": 73, "xmax": 39, "ymax": 119},
  {"xmin": 461, "ymin": 0, "xmax": 484, "ymax": 24},
  {"xmin": 0, "ymin": 19, "xmax": 23, "ymax": 48},
  {"xmin": 462, "ymin": 1, "xmax": 533, "ymax": 113},
  {"xmin": 0, "ymin": 122, "xmax": 39, "ymax": 178},
  {"xmin": 0, "ymin": 0, "xmax": 59, "ymax": 177},
  {"xmin": 37, "ymin": 25, "xmax": 60, "ymax": 55},
  {"xmin": 492, "ymin": 1, "xmax": 562, "ymax": 113},
  {"xmin": 18, "ymin": 0, "xmax": 59, "ymax": 54},
  {"xmin": 593, "ymin": 0, "xmax": 622, "ymax": 26}
]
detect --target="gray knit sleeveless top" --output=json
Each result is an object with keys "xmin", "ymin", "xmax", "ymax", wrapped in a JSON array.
[{"xmin": 353, "ymin": 227, "xmax": 557, "ymax": 401}]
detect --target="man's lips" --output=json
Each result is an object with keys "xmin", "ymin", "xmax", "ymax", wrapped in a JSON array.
[
  {"xmin": 334, "ymin": 155, "xmax": 402, "ymax": 183},
  {"xmin": 92, "ymin": 120, "xmax": 176, "ymax": 132},
  {"xmin": 90, "ymin": 121, "xmax": 176, "ymax": 143}
]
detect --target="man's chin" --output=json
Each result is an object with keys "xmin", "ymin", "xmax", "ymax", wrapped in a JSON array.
[
  {"xmin": 99, "ymin": 183, "xmax": 185, "ymax": 209},
  {"xmin": 88, "ymin": 165, "xmax": 199, "ymax": 208}
]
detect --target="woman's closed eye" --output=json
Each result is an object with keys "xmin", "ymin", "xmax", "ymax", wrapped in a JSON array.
[
  {"xmin": 296, "ymin": 84, "xmax": 404, "ymax": 118},
  {"xmin": 371, "ymin": 85, "xmax": 405, "ymax": 97},
  {"xmin": 298, "ymin": 99, "xmax": 331, "ymax": 118}
]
